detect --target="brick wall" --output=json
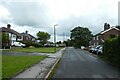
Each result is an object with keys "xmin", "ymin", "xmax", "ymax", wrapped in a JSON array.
[{"xmin": 102, "ymin": 28, "xmax": 120, "ymax": 40}]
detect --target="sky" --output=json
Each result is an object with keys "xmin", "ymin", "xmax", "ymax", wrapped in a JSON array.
[{"xmin": 0, "ymin": 0, "xmax": 119, "ymax": 42}]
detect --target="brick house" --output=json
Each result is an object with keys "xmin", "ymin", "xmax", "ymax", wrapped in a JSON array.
[{"xmin": 89, "ymin": 23, "xmax": 120, "ymax": 47}]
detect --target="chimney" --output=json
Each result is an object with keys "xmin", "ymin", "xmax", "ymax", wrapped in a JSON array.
[
  {"xmin": 7, "ymin": 24, "xmax": 11, "ymax": 29},
  {"xmin": 104, "ymin": 23, "xmax": 110, "ymax": 31},
  {"xmin": 25, "ymin": 31, "xmax": 28, "ymax": 34}
]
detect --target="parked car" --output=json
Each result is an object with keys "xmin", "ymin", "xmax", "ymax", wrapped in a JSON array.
[
  {"xmin": 12, "ymin": 42, "xmax": 26, "ymax": 47},
  {"xmin": 44, "ymin": 44, "xmax": 59, "ymax": 47},
  {"xmin": 89, "ymin": 46, "xmax": 95, "ymax": 53},
  {"xmin": 81, "ymin": 46, "xmax": 85, "ymax": 49},
  {"xmin": 44, "ymin": 44, "xmax": 51, "ymax": 47},
  {"xmin": 92, "ymin": 45, "xmax": 101, "ymax": 54},
  {"xmin": 51, "ymin": 44, "xmax": 59, "ymax": 47},
  {"xmin": 96, "ymin": 46, "xmax": 103, "ymax": 54}
]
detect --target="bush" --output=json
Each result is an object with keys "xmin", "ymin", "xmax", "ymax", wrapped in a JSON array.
[
  {"xmin": 33, "ymin": 43, "xmax": 43, "ymax": 47},
  {"xmin": 103, "ymin": 36, "xmax": 120, "ymax": 67}
]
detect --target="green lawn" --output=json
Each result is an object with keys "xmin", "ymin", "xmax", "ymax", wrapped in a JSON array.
[
  {"xmin": 2, "ymin": 56, "xmax": 47, "ymax": 78},
  {"xmin": 3, "ymin": 47, "xmax": 62, "ymax": 53}
]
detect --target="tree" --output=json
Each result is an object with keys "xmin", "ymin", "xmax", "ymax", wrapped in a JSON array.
[
  {"xmin": 116, "ymin": 25, "xmax": 120, "ymax": 30},
  {"xmin": 37, "ymin": 31, "xmax": 50, "ymax": 45},
  {"xmin": 70, "ymin": 26, "xmax": 92, "ymax": 48},
  {"xmin": 1, "ymin": 32, "xmax": 9, "ymax": 48},
  {"xmin": 66, "ymin": 39, "xmax": 73, "ymax": 46}
]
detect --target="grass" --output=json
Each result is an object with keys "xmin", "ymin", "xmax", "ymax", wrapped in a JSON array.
[
  {"xmin": 3, "ymin": 47, "xmax": 63, "ymax": 53},
  {"xmin": 2, "ymin": 55, "xmax": 47, "ymax": 78}
]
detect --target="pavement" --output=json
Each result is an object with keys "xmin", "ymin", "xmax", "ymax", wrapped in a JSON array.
[
  {"xmin": 8, "ymin": 48, "xmax": 65, "ymax": 79},
  {"xmin": 53, "ymin": 47, "xmax": 120, "ymax": 79}
]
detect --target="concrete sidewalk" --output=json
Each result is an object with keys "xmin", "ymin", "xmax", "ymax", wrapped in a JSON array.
[{"xmin": 11, "ymin": 48, "xmax": 65, "ymax": 79}]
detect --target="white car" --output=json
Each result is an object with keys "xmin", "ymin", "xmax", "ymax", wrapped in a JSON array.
[
  {"xmin": 12, "ymin": 42, "xmax": 26, "ymax": 47},
  {"xmin": 89, "ymin": 47, "xmax": 95, "ymax": 53},
  {"xmin": 96, "ymin": 46, "xmax": 103, "ymax": 54},
  {"xmin": 81, "ymin": 46, "xmax": 85, "ymax": 49},
  {"xmin": 92, "ymin": 45, "xmax": 100, "ymax": 53}
]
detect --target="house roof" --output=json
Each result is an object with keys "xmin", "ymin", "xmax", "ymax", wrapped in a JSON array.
[
  {"xmin": 21, "ymin": 33, "xmax": 36, "ymax": 39},
  {"xmin": 93, "ymin": 32, "xmax": 101, "ymax": 37},
  {"xmin": 0, "ymin": 27, "xmax": 21, "ymax": 36},
  {"xmin": 28, "ymin": 34, "xmax": 36, "ymax": 39},
  {"xmin": 0, "ymin": 26, "xmax": 36, "ymax": 39},
  {"xmin": 100, "ymin": 27, "xmax": 120, "ymax": 34}
]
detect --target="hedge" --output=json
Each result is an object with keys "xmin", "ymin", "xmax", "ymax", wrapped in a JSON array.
[{"xmin": 103, "ymin": 36, "xmax": 120, "ymax": 67}]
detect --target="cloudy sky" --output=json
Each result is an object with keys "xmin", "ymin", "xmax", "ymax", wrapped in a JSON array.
[{"xmin": 0, "ymin": 0, "xmax": 119, "ymax": 42}]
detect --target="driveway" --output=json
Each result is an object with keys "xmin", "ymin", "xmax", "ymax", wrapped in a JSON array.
[{"xmin": 53, "ymin": 47, "xmax": 119, "ymax": 78}]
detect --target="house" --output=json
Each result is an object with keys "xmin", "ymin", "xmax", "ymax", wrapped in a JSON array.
[
  {"xmin": 21, "ymin": 31, "xmax": 36, "ymax": 43},
  {"xmin": 0, "ymin": 24, "xmax": 36, "ymax": 48},
  {"xmin": 89, "ymin": 23, "xmax": 120, "ymax": 46},
  {"xmin": 0, "ymin": 24, "xmax": 22, "ymax": 48}
]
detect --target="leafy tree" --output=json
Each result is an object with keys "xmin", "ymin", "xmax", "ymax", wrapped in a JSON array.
[
  {"xmin": 1, "ymin": 32, "xmax": 9, "ymax": 48},
  {"xmin": 37, "ymin": 31, "xmax": 50, "ymax": 45},
  {"xmin": 116, "ymin": 25, "xmax": 120, "ymax": 30},
  {"xmin": 66, "ymin": 39, "xmax": 73, "ymax": 46},
  {"xmin": 70, "ymin": 26, "xmax": 92, "ymax": 48}
]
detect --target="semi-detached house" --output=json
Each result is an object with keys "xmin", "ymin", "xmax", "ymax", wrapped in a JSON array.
[
  {"xmin": 89, "ymin": 23, "xmax": 120, "ymax": 47},
  {"xmin": 0, "ymin": 24, "xmax": 36, "ymax": 48}
]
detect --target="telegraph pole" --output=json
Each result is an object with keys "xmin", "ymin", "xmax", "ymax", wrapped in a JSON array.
[{"xmin": 63, "ymin": 32, "xmax": 65, "ymax": 42}]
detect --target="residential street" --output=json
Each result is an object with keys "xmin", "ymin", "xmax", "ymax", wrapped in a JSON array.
[
  {"xmin": 9, "ymin": 48, "xmax": 65, "ymax": 79},
  {"xmin": 53, "ymin": 47, "xmax": 119, "ymax": 79}
]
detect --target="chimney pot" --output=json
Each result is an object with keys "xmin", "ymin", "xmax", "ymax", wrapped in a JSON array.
[
  {"xmin": 7, "ymin": 24, "xmax": 11, "ymax": 29},
  {"xmin": 25, "ymin": 31, "xmax": 28, "ymax": 34},
  {"xmin": 104, "ymin": 23, "xmax": 110, "ymax": 31}
]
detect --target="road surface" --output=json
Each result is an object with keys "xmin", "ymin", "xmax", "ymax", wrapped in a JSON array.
[{"xmin": 53, "ymin": 47, "xmax": 119, "ymax": 79}]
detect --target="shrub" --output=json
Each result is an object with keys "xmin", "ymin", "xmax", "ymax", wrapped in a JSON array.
[
  {"xmin": 33, "ymin": 43, "xmax": 43, "ymax": 47},
  {"xmin": 103, "ymin": 36, "xmax": 120, "ymax": 67}
]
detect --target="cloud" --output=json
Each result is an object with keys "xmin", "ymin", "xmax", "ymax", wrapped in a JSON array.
[
  {"xmin": 0, "ymin": 0, "xmax": 119, "ymax": 42},
  {"xmin": 2, "ymin": 1, "xmax": 54, "ymax": 27}
]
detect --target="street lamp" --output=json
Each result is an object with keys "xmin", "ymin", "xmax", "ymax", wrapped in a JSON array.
[{"xmin": 54, "ymin": 24, "xmax": 58, "ymax": 53}]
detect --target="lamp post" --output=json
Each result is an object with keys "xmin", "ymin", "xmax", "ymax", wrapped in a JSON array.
[{"xmin": 54, "ymin": 24, "xmax": 58, "ymax": 53}]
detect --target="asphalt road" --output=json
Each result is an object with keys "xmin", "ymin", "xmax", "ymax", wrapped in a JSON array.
[{"xmin": 53, "ymin": 47, "xmax": 119, "ymax": 79}]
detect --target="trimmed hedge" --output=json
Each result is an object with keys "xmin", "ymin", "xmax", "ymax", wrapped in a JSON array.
[{"xmin": 103, "ymin": 36, "xmax": 120, "ymax": 67}]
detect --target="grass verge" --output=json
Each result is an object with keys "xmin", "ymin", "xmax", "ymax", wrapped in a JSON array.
[
  {"xmin": 3, "ymin": 47, "xmax": 63, "ymax": 53},
  {"xmin": 2, "ymin": 55, "xmax": 47, "ymax": 78}
]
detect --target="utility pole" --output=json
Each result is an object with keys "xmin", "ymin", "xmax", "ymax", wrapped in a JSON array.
[
  {"xmin": 63, "ymin": 32, "xmax": 65, "ymax": 42},
  {"xmin": 54, "ymin": 24, "xmax": 58, "ymax": 53}
]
